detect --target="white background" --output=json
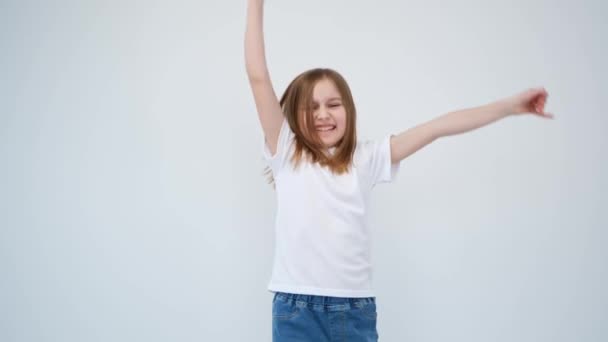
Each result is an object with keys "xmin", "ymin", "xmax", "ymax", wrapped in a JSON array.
[{"xmin": 1, "ymin": 0, "xmax": 606, "ymax": 341}]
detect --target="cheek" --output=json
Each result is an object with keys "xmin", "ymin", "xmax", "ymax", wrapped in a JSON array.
[{"xmin": 337, "ymin": 112, "xmax": 348, "ymax": 129}]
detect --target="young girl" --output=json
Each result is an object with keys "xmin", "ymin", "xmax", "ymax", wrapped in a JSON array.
[{"xmin": 245, "ymin": 1, "xmax": 553, "ymax": 341}]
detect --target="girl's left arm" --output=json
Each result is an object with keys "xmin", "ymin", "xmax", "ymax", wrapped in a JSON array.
[{"xmin": 390, "ymin": 87, "xmax": 553, "ymax": 163}]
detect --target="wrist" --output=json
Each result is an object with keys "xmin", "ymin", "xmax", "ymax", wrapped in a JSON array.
[{"xmin": 494, "ymin": 97, "xmax": 516, "ymax": 117}]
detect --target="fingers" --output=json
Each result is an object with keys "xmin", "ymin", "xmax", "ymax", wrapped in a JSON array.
[
  {"xmin": 523, "ymin": 87, "xmax": 553, "ymax": 118},
  {"xmin": 533, "ymin": 88, "xmax": 549, "ymax": 115},
  {"xmin": 535, "ymin": 100, "xmax": 544, "ymax": 113}
]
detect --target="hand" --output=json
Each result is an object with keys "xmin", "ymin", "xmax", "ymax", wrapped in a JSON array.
[{"xmin": 506, "ymin": 87, "xmax": 554, "ymax": 119}]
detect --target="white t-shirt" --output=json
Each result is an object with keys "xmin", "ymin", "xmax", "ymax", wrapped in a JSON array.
[{"xmin": 262, "ymin": 118, "xmax": 401, "ymax": 298}]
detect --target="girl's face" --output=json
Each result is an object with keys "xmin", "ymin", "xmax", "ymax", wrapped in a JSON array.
[{"xmin": 300, "ymin": 78, "xmax": 347, "ymax": 148}]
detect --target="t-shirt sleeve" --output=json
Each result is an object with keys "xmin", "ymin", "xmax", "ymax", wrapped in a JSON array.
[
  {"xmin": 363, "ymin": 134, "xmax": 401, "ymax": 187},
  {"xmin": 262, "ymin": 118, "xmax": 294, "ymax": 172}
]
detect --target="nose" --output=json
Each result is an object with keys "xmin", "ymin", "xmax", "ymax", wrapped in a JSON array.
[{"xmin": 315, "ymin": 107, "xmax": 331, "ymax": 120}]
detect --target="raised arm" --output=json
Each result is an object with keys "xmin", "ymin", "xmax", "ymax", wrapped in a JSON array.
[
  {"xmin": 390, "ymin": 88, "xmax": 553, "ymax": 163},
  {"xmin": 245, "ymin": 0, "xmax": 283, "ymax": 156}
]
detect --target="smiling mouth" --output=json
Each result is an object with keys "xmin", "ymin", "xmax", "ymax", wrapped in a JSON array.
[{"xmin": 316, "ymin": 125, "xmax": 336, "ymax": 132}]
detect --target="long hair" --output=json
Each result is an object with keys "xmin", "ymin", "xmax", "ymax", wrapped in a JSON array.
[{"xmin": 264, "ymin": 68, "xmax": 357, "ymax": 187}]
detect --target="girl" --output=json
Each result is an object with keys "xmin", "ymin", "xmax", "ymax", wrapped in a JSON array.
[{"xmin": 244, "ymin": 1, "xmax": 553, "ymax": 341}]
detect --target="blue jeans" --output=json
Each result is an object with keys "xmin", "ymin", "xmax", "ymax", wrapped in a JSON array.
[{"xmin": 272, "ymin": 291, "xmax": 379, "ymax": 341}]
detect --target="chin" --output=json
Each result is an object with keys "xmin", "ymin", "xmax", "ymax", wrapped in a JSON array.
[
  {"xmin": 323, "ymin": 140, "xmax": 339, "ymax": 148},
  {"xmin": 320, "ymin": 134, "xmax": 344, "ymax": 148}
]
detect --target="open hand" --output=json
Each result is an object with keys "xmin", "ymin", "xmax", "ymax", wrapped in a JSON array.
[{"xmin": 508, "ymin": 87, "xmax": 554, "ymax": 119}]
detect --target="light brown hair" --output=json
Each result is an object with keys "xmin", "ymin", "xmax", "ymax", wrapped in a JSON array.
[{"xmin": 264, "ymin": 68, "xmax": 357, "ymax": 186}]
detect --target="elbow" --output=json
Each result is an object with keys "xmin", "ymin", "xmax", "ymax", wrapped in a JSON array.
[
  {"xmin": 246, "ymin": 72, "xmax": 269, "ymax": 83},
  {"xmin": 245, "ymin": 64, "xmax": 270, "ymax": 83}
]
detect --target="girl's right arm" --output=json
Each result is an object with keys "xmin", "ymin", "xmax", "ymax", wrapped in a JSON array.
[{"xmin": 245, "ymin": 0, "xmax": 283, "ymax": 156}]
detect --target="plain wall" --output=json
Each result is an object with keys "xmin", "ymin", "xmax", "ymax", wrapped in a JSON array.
[{"xmin": 1, "ymin": 0, "xmax": 606, "ymax": 341}]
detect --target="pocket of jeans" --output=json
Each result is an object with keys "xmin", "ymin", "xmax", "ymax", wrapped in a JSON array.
[
  {"xmin": 361, "ymin": 302, "xmax": 377, "ymax": 320},
  {"xmin": 272, "ymin": 298, "xmax": 300, "ymax": 320}
]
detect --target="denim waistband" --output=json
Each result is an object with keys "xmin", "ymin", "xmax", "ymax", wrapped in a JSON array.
[{"xmin": 274, "ymin": 291, "xmax": 375, "ymax": 307}]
